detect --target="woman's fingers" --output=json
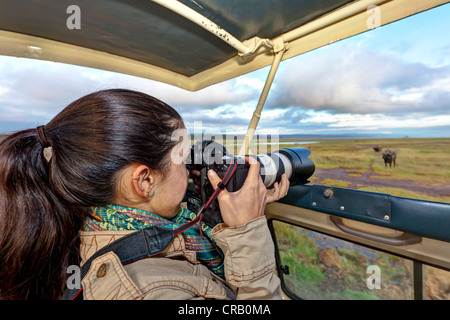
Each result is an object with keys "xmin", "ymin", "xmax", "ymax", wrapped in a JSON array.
[
  {"xmin": 265, "ymin": 174, "xmax": 290, "ymax": 204},
  {"xmin": 207, "ymin": 169, "xmax": 225, "ymax": 192},
  {"xmin": 206, "ymin": 162, "xmax": 265, "ymax": 227},
  {"xmin": 205, "ymin": 163, "xmax": 290, "ymax": 227}
]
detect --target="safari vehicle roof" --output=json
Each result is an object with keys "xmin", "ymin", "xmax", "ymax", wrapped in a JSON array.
[{"xmin": 0, "ymin": 0, "xmax": 449, "ymax": 92}]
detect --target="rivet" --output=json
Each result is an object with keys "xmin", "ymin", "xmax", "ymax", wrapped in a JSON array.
[
  {"xmin": 96, "ymin": 263, "xmax": 107, "ymax": 278},
  {"xmin": 323, "ymin": 187, "xmax": 334, "ymax": 199},
  {"xmin": 340, "ymin": 206, "xmax": 345, "ymax": 211},
  {"xmin": 312, "ymin": 202, "xmax": 317, "ymax": 206},
  {"xmin": 384, "ymin": 215, "xmax": 390, "ymax": 221}
]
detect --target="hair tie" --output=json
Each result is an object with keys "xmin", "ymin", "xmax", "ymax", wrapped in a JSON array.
[
  {"xmin": 36, "ymin": 125, "xmax": 53, "ymax": 163},
  {"xmin": 36, "ymin": 125, "xmax": 51, "ymax": 148}
]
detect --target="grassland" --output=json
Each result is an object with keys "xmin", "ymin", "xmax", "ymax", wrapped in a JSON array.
[
  {"xmin": 279, "ymin": 137, "xmax": 450, "ymax": 203},
  {"xmin": 274, "ymin": 220, "xmax": 417, "ymax": 300},
  {"xmin": 222, "ymin": 136, "xmax": 449, "ymax": 201}
]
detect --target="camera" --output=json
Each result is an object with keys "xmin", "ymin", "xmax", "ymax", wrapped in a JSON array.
[{"xmin": 185, "ymin": 140, "xmax": 315, "ymax": 227}]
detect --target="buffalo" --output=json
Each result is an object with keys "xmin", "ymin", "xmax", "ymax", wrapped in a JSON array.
[
  {"xmin": 373, "ymin": 145, "xmax": 382, "ymax": 153},
  {"xmin": 382, "ymin": 150, "xmax": 396, "ymax": 168}
]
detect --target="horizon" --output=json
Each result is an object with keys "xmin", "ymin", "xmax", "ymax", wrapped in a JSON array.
[{"xmin": 5, "ymin": 133, "xmax": 449, "ymax": 139}]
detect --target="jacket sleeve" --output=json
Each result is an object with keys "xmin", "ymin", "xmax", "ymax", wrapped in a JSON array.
[{"xmin": 211, "ymin": 216, "xmax": 282, "ymax": 300}]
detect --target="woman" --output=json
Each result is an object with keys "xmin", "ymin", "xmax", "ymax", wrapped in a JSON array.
[{"xmin": 0, "ymin": 89, "xmax": 289, "ymax": 300}]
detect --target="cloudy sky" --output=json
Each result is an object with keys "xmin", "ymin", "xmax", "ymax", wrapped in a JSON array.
[{"xmin": 0, "ymin": 3, "xmax": 449, "ymax": 138}]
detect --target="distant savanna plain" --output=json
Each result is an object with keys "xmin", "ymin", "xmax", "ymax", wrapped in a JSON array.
[{"xmin": 262, "ymin": 137, "xmax": 450, "ymax": 203}]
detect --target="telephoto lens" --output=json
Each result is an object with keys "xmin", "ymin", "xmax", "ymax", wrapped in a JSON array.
[
  {"xmin": 187, "ymin": 140, "xmax": 315, "ymax": 187},
  {"xmin": 185, "ymin": 140, "xmax": 315, "ymax": 226},
  {"xmin": 251, "ymin": 147, "xmax": 315, "ymax": 187}
]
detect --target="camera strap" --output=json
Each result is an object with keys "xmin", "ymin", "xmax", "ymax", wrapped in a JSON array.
[
  {"xmin": 174, "ymin": 158, "xmax": 239, "ymax": 237},
  {"xmin": 61, "ymin": 224, "xmax": 176, "ymax": 300}
]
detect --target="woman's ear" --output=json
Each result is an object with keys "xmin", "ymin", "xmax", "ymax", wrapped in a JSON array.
[{"xmin": 131, "ymin": 165, "xmax": 156, "ymax": 198}]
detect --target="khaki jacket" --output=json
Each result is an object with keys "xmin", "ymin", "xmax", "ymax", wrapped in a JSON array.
[{"xmin": 79, "ymin": 216, "xmax": 282, "ymax": 300}]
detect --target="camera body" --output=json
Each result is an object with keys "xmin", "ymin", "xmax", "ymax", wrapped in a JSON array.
[{"xmin": 185, "ymin": 140, "xmax": 315, "ymax": 227}]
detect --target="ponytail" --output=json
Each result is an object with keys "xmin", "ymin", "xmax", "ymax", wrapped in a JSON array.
[
  {"xmin": 0, "ymin": 89, "xmax": 182, "ymax": 299},
  {"xmin": 0, "ymin": 129, "xmax": 85, "ymax": 299}
]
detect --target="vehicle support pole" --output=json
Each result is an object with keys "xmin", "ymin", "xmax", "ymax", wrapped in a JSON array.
[
  {"xmin": 151, "ymin": 0, "xmax": 251, "ymax": 55},
  {"xmin": 238, "ymin": 42, "xmax": 287, "ymax": 155}
]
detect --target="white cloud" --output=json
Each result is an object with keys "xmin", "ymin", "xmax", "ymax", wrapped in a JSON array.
[
  {"xmin": 390, "ymin": 92, "xmax": 423, "ymax": 104},
  {"xmin": 267, "ymin": 43, "xmax": 450, "ymax": 116},
  {"xmin": 300, "ymin": 111, "xmax": 450, "ymax": 131},
  {"xmin": 235, "ymin": 77, "xmax": 265, "ymax": 91}
]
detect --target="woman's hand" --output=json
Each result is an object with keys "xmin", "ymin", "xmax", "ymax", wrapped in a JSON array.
[
  {"xmin": 265, "ymin": 173, "xmax": 290, "ymax": 204},
  {"xmin": 207, "ymin": 161, "xmax": 290, "ymax": 227}
]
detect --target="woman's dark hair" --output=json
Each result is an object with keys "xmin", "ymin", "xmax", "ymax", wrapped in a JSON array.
[{"xmin": 0, "ymin": 89, "xmax": 183, "ymax": 299}]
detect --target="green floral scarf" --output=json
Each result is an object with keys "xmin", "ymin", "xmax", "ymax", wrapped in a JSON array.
[{"xmin": 83, "ymin": 204, "xmax": 224, "ymax": 278}]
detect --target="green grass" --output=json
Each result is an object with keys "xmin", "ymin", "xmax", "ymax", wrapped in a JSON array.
[
  {"xmin": 308, "ymin": 138, "xmax": 450, "ymax": 184},
  {"xmin": 279, "ymin": 137, "xmax": 450, "ymax": 202},
  {"xmin": 273, "ymin": 220, "xmax": 414, "ymax": 300},
  {"xmin": 341, "ymin": 289, "xmax": 381, "ymax": 300}
]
